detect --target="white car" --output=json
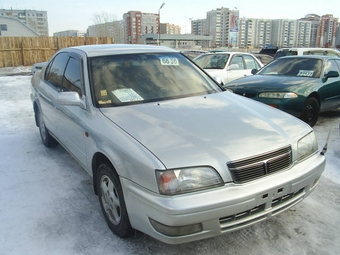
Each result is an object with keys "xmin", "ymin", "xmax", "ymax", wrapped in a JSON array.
[
  {"xmin": 193, "ymin": 52, "xmax": 263, "ymax": 85},
  {"xmin": 31, "ymin": 44, "xmax": 325, "ymax": 244}
]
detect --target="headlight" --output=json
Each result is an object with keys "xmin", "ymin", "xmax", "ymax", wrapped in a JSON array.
[
  {"xmin": 259, "ymin": 92, "xmax": 298, "ymax": 99},
  {"xmin": 225, "ymin": 88, "xmax": 234, "ymax": 93},
  {"xmin": 156, "ymin": 167, "xmax": 223, "ymax": 195},
  {"xmin": 297, "ymin": 132, "xmax": 318, "ymax": 161}
]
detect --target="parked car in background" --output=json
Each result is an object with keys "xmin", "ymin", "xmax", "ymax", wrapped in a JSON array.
[
  {"xmin": 253, "ymin": 53, "xmax": 274, "ymax": 65},
  {"xmin": 274, "ymin": 47, "xmax": 340, "ymax": 59},
  {"xmin": 225, "ymin": 55, "xmax": 340, "ymax": 126},
  {"xmin": 193, "ymin": 52, "xmax": 263, "ymax": 85},
  {"xmin": 181, "ymin": 50, "xmax": 207, "ymax": 60},
  {"xmin": 31, "ymin": 61, "xmax": 47, "ymax": 75},
  {"xmin": 259, "ymin": 47, "xmax": 278, "ymax": 57},
  {"xmin": 31, "ymin": 44, "xmax": 325, "ymax": 244}
]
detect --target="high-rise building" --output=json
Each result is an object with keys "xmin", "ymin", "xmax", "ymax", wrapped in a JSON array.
[
  {"xmin": 87, "ymin": 21, "xmax": 125, "ymax": 43},
  {"xmin": 206, "ymin": 7, "xmax": 238, "ymax": 48},
  {"xmin": 299, "ymin": 14, "xmax": 321, "ymax": 47},
  {"xmin": 160, "ymin": 23, "xmax": 181, "ymax": 34},
  {"xmin": 0, "ymin": 8, "xmax": 48, "ymax": 35},
  {"xmin": 317, "ymin": 14, "xmax": 338, "ymax": 47},
  {"xmin": 238, "ymin": 18, "xmax": 272, "ymax": 49},
  {"xmin": 123, "ymin": 11, "xmax": 159, "ymax": 44},
  {"xmin": 191, "ymin": 19, "xmax": 208, "ymax": 36},
  {"xmin": 271, "ymin": 19, "xmax": 297, "ymax": 47}
]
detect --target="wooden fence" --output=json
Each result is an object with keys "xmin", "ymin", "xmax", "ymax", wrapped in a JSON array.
[{"xmin": 0, "ymin": 36, "xmax": 115, "ymax": 68}]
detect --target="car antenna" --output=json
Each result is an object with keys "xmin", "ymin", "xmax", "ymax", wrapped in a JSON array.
[{"xmin": 320, "ymin": 125, "xmax": 333, "ymax": 155}]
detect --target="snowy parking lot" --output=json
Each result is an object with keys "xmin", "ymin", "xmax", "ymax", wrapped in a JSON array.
[{"xmin": 0, "ymin": 69, "xmax": 340, "ymax": 255}]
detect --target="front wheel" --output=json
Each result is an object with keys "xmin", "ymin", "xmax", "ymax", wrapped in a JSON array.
[
  {"xmin": 300, "ymin": 98, "xmax": 320, "ymax": 127},
  {"xmin": 97, "ymin": 162, "xmax": 134, "ymax": 238}
]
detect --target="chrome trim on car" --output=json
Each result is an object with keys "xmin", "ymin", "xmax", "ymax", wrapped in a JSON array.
[{"xmin": 227, "ymin": 146, "xmax": 292, "ymax": 184}]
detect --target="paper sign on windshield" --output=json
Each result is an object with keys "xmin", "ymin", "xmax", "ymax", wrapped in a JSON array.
[
  {"xmin": 297, "ymin": 70, "xmax": 314, "ymax": 77},
  {"xmin": 112, "ymin": 88, "xmax": 144, "ymax": 102},
  {"xmin": 159, "ymin": 56, "xmax": 179, "ymax": 66}
]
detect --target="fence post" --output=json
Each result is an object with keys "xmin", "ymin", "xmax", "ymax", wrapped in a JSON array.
[{"xmin": 21, "ymin": 40, "xmax": 25, "ymax": 66}]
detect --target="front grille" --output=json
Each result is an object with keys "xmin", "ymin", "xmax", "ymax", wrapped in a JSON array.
[{"xmin": 227, "ymin": 146, "xmax": 292, "ymax": 184}]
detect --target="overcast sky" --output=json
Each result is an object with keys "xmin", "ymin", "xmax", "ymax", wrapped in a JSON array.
[{"xmin": 2, "ymin": 0, "xmax": 340, "ymax": 35}]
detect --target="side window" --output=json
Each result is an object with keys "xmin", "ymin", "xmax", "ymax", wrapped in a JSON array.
[
  {"xmin": 62, "ymin": 57, "xmax": 83, "ymax": 96},
  {"xmin": 324, "ymin": 60, "xmax": 339, "ymax": 76},
  {"xmin": 334, "ymin": 60, "xmax": 340, "ymax": 71},
  {"xmin": 243, "ymin": 55, "xmax": 259, "ymax": 69},
  {"xmin": 46, "ymin": 52, "xmax": 69, "ymax": 88},
  {"xmin": 229, "ymin": 56, "xmax": 244, "ymax": 69}
]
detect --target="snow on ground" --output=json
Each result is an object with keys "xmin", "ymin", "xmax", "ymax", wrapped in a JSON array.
[{"xmin": 0, "ymin": 68, "xmax": 340, "ymax": 255}]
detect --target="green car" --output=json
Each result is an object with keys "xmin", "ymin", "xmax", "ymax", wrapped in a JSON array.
[{"xmin": 225, "ymin": 55, "xmax": 340, "ymax": 126}]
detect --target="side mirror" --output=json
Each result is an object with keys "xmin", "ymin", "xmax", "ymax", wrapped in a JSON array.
[
  {"xmin": 322, "ymin": 70, "xmax": 339, "ymax": 82},
  {"xmin": 228, "ymin": 64, "xmax": 240, "ymax": 70},
  {"xmin": 251, "ymin": 69, "xmax": 258, "ymax": 75},
  {"xmin": 57, "ymin": 91, "xmax": 86, "ymax": 109}
]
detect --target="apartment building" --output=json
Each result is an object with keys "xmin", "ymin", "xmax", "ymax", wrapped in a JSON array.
[
  {"xmin": 87, "ymin": 20, "xmax": 125, "ymax": 43},
  {"xmin": 53, "ymin": 30, "xmax": 86, "ymax": 37},
  {"xmin": 123, "ymin": 11, "xmax": 159, "ymax": 44},
  {"xmin": 238, "ymin": 18, "xmax": 272, "ymax": 49},
  {"xmin": 0, "ymin": 8, "xmax": 48, "ymax": 35},
  {"xmin": 191, "ymin": 19, "xmax": 208, "ymax": 36},
  {"xmin": 299, "ymin": 14, "xmax": 320, "ymax": 47},
  {"xmin": 271, "ymin": 19, "xmax": 298, "ymax": 47},
  {"xmin": 206, "ymin": 7, "xmax": 238, "ymax": 48},
  {"xmin": 296, "ymin": 20, "xmax": 312, "ymax": 47},
  {"xmin": 317, "ymin": 14, "xmax": 338, "ymax": 47},
  {"xmin": 160, "ymin": 23, "xmax": 181, "ymax": 34}
]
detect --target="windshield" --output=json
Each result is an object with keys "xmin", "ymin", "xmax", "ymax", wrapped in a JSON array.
[
  {"xmin": 194, "ymin": 54, "xmax": 230, "ymax": 69},
  {"xmin": 89, "ymin": 53, "xmax": 222, "ymax": 107},
  {"xmin": 258, "ymin": 57, "xmax": 323, "ymax": 78}
]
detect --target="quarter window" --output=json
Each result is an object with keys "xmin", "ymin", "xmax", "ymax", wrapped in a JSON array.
[
  {"xmin": 62, "ymin": 57, "xmax": 83, "ymax": 96},
  {"xmin": 46, "ymin": 52, "xmax": 69, "ymax": 88}
]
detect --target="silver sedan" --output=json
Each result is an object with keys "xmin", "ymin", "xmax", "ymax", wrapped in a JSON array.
[{"xmin": 31, "ymin": 44, "xmax": 325, "ymax": 244}]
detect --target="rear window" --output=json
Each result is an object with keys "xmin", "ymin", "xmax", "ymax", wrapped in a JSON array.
[{"xmin": 274, "ymin": 50, "xmax": 298, "ymax": 59}]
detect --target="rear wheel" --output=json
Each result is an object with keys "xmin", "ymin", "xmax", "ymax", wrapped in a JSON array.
[
  {"xmin": 300, "ymin": 98, "xmax": 320, "ymax": 127},
  {"xmin": 37, "ymin": 109, "xmax": 58, "ymax": 147},
  {"xmin": 97, "ymin": 162, "xmax": 134, "ymax": 238}
]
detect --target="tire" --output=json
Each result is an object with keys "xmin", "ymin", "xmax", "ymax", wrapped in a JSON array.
[
  {"xmin": 37, "ymin": 109, "xmax": 58, "ymax": 147},
  {"xmin": 97, "ymin": 162, "xmax": 134, "ymax": 238},
  {"xmin": 300, "ymin": 97, "xmax": 320, "ymax": 127}
]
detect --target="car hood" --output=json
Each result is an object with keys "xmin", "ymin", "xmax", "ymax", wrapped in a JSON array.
[
  {"xmin": 100, "ymin": 92, "xmax": 310, "ymax": 169},
  {"xmin": 226, "ymin": 75, "xmax": 317, "ymax": 92}
]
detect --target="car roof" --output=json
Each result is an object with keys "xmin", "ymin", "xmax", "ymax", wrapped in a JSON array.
[
  {"xmin": 66, "ymin": 44, "xmax": 178, "ymax": 57},
  {"xmin": 278, "ymin": 55, "xmax": 337, "ymax": 60}
]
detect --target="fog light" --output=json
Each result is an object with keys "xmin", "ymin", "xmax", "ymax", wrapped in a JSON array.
[{"xmin": 149, "ymin": 218, "xmax": 203, "ymax": 236}]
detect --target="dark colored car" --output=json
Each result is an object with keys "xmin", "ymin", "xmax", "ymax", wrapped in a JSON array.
[
  {"xmin": 225, "ymin": 55, "xmax": 340, "ymax": 126},
  {"xmin": 253, "ymin": 53, "xmax": 274, "ymax": 65},
  {"xmin": 259, "ymin": 47, "xmax": 278, "ymax": 57}
]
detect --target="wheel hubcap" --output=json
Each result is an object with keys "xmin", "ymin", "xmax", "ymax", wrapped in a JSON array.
[
  {"xmin": 39, "ymin": 112, "xmax": 47, "ymax": 140},
  {"xmin": 306, "ymin": 104, "xmax": 314, "ymax": 121},
  {"xmin": 100, "ymin": 175, "xmax": 121, "ymax": 225}
]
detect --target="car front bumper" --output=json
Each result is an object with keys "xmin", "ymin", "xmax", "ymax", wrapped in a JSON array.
[{"xmin": 121, "ymin": 152, "xmax": 325, "ymax": 244}]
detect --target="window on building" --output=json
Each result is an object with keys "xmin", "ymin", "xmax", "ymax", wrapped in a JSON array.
[{"xmin": 0, "ymin": 24, "xmax": 7, "ymax": 31}]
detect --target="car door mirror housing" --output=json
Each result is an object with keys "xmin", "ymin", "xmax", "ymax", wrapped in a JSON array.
[
  {"xmin": 251, "ymin": 68, "xmax": 258, "ymax": 75},
  {"xmin": 228, "ymin": 64, "xmax": 239, "ymax": 71},
  {"xmin": 322, "ymin": 70, "xmax": 339, "ymax": 82},
  {"xmin": 57, "ymin": 92, "xmax": 86, "ymax": 109}
]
